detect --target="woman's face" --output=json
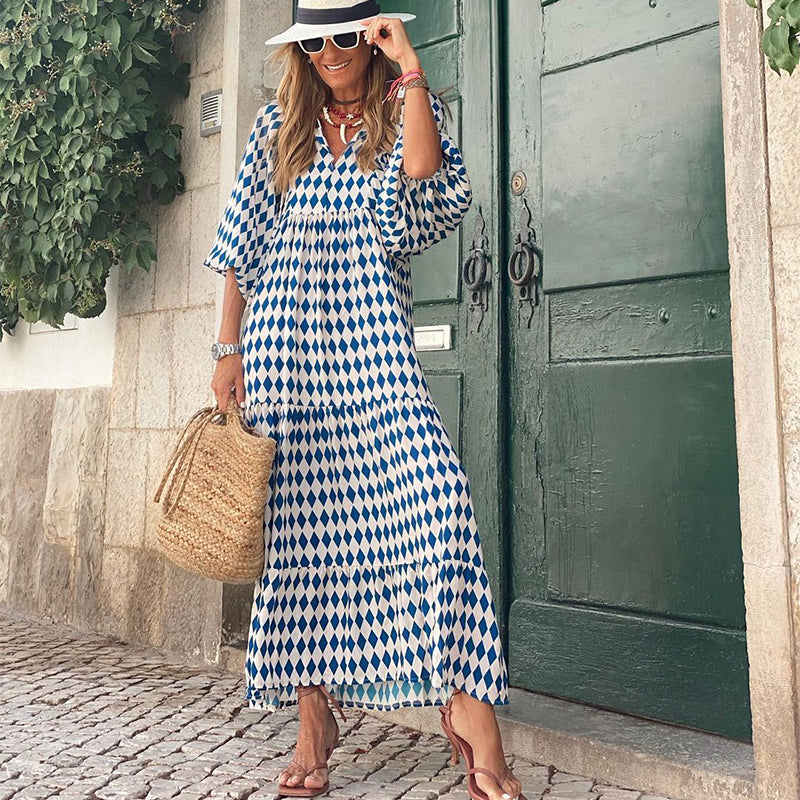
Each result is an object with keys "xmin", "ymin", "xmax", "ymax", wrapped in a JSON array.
[{"xmin": 306, "ymin": 33, "xmax": 372, "ymax": 95}]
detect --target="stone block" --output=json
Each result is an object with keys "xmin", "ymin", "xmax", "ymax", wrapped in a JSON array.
[
  {"xmin": 136, "ymin": 312, "xmax": 174, "ymax": 429},
  {"xmin": 191, "ymin": 0, "xmax": 225, "ymax": 77},
  {"xmin": 155, "ymin": 191, "xmax": 192, "ymax": 311},
  {"xmin": 742, "ymin": 561, "xmax": 800, "ymax": 800},
  {"xmin": 0, "ymin": 532, "xmax": 10, "ymax": 606},
  {"xmin": 109, "ymin": 315, "xmax": 140, "ymax": 430},
  {"xmin": 772, "ymin": 225, "xmax": 800, "ymax": 435},
  {"xmin": 189, "ymin": 183, "xmax": 222, "ymax": 307},
  {"xmin": 37, "ymin": 540, "xmax": 74, "ymax": 621},
  {"xmin": 128, "ymin": 549, "xmax": 167, "ymax": 648},
  {"xmin": 171, "ymin": 308, "xmax": 216, "ymax": 427},
  {"xmin": 43, "ymin": 408, "xmax": 82, "ymax": 546},
  {"xmin": 161, "ymin": 558, "xmax": 221, "ymax": 662},
  {"xmin": 763, "ymin": 65, "xmax": 800, "ymax": 230},
  {"xmin": 43, "ymin": 388, "xmax": 110, "ymax": 546},
  {"xmin": 145, "ymin": 428, "xmax": 181, "ymax": 552},
  {"xmin": 74, "ymin": 476, "xmax": 107, "ymax": 628},
  {"xmin": 118, "ymin": 262, "xmax": 156, "ymax": 317},
  {"xmin": 98, "ymin": 546, "xmax": 134, "ymax": 640},
  {"xmin": 5, "ymin": 480, "xmax": 45, "ymax": 613},
  {"xmin": 0, "ymin": 390, "xmax": 22, "ymax": 474},
  {"xmin": 783, "ymin": 435, "xmax": 800, "ymax": 566},
  {"xmin": 104, "ymin": 429, "xmax": 147, "ymax": 548},
  {"xmin": 14, "ymin": 390, "xmax": 56, "ymax": 480},
  {"xmin": 80, "ymin": 387, "xmax": 112, "ymax": 478}
]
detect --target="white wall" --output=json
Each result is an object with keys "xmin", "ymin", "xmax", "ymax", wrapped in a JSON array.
[{"xmin": 0, "ymin": 265, "xmax": 119, "ymax": 390}]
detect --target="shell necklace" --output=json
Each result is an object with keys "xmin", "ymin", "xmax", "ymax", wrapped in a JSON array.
[{"xmin": 321, "ymin": 102, "xmax": 365, "ymax": 144}]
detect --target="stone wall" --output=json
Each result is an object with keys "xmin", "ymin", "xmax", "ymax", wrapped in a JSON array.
[{"xmin": 0, "ymin": 3, "xmax": 229, "ymax": 666}]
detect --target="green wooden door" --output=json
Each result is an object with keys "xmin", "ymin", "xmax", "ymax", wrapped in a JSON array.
[{"xmin": 502, "ymin": 0, "xmax": 751, "ymax": 740}]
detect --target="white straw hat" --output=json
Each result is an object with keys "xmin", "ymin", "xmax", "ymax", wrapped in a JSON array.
[{"xmin": 265, "ymin": 0, "xmax": 416, "ymax": 46}]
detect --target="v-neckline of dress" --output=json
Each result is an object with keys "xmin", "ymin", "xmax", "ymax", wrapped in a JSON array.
[{"xmin": 315, "ymin": 118, "xmax": 365, "ymax": 168}]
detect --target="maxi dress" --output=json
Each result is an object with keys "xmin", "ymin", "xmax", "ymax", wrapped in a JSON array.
[{"xmin": 203, "ymin": 90, "xmax": 510, "ymax": 713}]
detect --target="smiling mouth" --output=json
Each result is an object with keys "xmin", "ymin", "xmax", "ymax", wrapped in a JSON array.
[{"xmin": 324, "ymin": 59, "xmax": 352, "ymax": 71}]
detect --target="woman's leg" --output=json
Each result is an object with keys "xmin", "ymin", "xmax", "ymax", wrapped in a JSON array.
[
  {"xmin": 278, "ymin": 684, "xmax": 339, "ymax": 791},
  {"xmin": 447, "ymin": 690, "xmax": 523, "ymax": 800}
]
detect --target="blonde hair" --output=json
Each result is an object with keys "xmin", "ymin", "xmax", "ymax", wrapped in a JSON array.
[{"xmin": 265, "ymin": 42, "xmax": 454, "ymax": 195}]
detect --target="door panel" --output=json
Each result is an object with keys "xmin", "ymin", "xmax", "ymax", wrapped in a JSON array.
[
  {"xmin": 503, "ymin": 0, "xmax": 751, "ymax": 740},
  {"xmin": 549, "ymin": 274, "xmax": 732, "ymax": 361},
  {"xmin": 384, "ymin": 0, "xmax": 750, "ymax": 742},
  {"xmin": 543, "ymin": 0, "xmax": 719, "ymax": 70},
  {"xmin": 511, "ymin": 600, "xmax": 748, "ymax": 738},
  {"xmin": 543, "ymin": 357, "xmax": 743, "ymax": 626},
  {"xmin": 543, "ymin": 25, "xmax": 729, "ymax": 290}
]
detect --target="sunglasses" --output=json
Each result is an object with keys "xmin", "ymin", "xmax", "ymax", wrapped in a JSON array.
[{"xmin": 298, "ymin": 30, "xmax": 362, "ymax": 55}]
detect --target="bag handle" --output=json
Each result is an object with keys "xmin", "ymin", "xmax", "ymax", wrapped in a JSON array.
[{"xmin": 153, "ymin": 401, "xmax": 244, "ymax": 518}]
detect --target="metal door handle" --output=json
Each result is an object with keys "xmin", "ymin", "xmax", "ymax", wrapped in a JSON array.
[
  {"xmin": 462, "ymin": 205, "xmax": 490, "ymax": 330},
  {"xmin": 507, "ymin": 198, "xmax": 542, "ymax": 328}
]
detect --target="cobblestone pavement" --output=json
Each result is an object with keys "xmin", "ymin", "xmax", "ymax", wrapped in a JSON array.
[{"xmin": 0, "ymin": 611, "xmax": 674, "ymax": 800}]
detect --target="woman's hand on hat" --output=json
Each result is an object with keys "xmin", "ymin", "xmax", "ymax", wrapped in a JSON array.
[{"xmin": 360, "ymin": 17, "xmax": 417, "ymax": 66}]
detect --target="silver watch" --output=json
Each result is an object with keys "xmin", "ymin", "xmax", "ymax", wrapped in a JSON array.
[{"xmin": 211, "ymin": 341, "xmax": 243, "ymax": 361}]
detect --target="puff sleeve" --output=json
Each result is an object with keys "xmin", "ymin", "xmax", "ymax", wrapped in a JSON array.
[
  {"xmin": 202, "ymin": 101, "xmax": 280, "ymax": 303},
  {"xmin": 375, "ymin": 91, "xmax": 473, "ymax": 263}
]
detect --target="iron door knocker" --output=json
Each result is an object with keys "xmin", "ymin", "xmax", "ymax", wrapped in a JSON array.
[
  {"xmin": 507, "ymin": 198, "xmax": 543, "ymax": 328},
  {"xmin": 462, "ymin": 205, "xmax": 490, "ymax": 331}
]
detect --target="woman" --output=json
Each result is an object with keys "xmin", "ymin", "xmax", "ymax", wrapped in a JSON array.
[{"xmin": 203, "ymin": 3, "xmax": 525, "ymax": 800}]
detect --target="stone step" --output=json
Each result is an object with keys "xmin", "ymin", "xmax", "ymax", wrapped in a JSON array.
[{"xmin": 367, "ymin": 687, "xmax": 755, "ymax": 800}]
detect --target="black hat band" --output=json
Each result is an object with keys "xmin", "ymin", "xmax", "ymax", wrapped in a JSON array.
[{"xmin": 296, "ymin": 1, "xmax": 381, "ymax": 24}]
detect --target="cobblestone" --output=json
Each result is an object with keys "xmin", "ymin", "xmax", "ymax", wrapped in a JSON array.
[{"xmin": 0, "ymin": 610, "xmax": 676, "ymax": 800}]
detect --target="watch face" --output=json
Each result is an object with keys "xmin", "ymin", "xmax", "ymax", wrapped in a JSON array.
[{"xmin": 211, "ymin": 343, "xmax": 221, "ymax": 360}]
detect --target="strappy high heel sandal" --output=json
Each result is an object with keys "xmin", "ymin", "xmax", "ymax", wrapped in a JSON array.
[
  {"xmin": 277, "ymin": 683, "xmax": 348, "ymax": 797},
  {"xmin": 439, "ymin": 688, "xmax": 527, "ymax": 800}
]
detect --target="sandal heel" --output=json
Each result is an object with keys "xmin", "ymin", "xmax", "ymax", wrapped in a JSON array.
[
  {"xmin": 448, "ymin": 736, "xmax": 460, "ymax": 765},
  {"xmin": 439, "ymin": 710, "xmax": 462, "ymax": 766}
]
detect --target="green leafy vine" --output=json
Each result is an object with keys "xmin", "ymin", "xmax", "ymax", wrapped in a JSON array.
[
  {"xmin": 747, "ymin": 0, "xmax": 800, "ymax": 74},
  {"xmin": 0, "ymin": 0, "xmax": 206, "ymax": 340}
]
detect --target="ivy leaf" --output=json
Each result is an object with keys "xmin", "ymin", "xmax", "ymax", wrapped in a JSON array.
[
  {"xmin": 121, "ymin": 241, "xmax": 137, "ymax": 271},
  {"xmin": 120, "ymin": 44, "xmax": 133, "ymax": 73},
  {"xmin": 58, "ymin": 280, "xmax": 75, "ymax": 303},
  {"xmin": 786, "ymin": 0, "xmax": 800, "ymax": 27},
  {"xmin": 106, "ymin": 17, "xmax": 121, "ymax": 49},
  {"xmin": 132, "ymin": 42, "xmax": 159, "ymax": 65},
  {"xmin": 150, "ymin": 167, "xmax": 168, "ymax": 189}
]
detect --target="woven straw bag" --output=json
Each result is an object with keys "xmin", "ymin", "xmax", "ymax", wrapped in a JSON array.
[{"xmin": 152, "ymin": 402, "xmax": 276, "ymax": 584}]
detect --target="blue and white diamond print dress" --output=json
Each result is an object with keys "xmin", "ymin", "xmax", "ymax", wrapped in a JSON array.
[{"xmin": 203, "ymin": 90, "xmax": 509, "ymax": 713}]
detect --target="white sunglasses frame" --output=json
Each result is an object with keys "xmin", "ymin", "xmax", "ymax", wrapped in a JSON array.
[{"xmin": 297, "ymin": 30, "xmax": 364, "ymax": 55}]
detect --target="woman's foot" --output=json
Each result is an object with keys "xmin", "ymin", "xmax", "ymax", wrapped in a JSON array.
[
  {"xmin": 446, "ymin": 690, "xmax": 523, "ymax": 800},
  {"xmin": 278, "ymin": 685, "xmax": 339, "ymax": 792}
]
